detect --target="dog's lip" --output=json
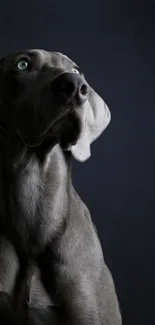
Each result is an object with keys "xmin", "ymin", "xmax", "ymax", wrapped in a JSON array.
[
  {"xmin": 19, "ymin": 101, "xmax": 82, "ymax": 147},
  {"xmin": 38, "ymin": 103, "xmax": 77, "ymax": 138},
  {"xmin": 21, "ymin": 116, "xmax": 64, "ymax": 146}
]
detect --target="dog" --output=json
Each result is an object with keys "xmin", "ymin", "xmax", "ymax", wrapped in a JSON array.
[{"xmin": 0, "ymin": 49, "xmax": 122, "ymax": 325}]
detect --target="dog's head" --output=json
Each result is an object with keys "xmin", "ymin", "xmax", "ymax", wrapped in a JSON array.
[{"xmin": 0, "ymin": 49, "xmax": 111, "ymax": 161}]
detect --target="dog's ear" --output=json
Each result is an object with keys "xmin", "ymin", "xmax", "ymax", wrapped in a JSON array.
[{"xmin": 70, "ymin": 87, "xmax": 111, "ymax": 162}]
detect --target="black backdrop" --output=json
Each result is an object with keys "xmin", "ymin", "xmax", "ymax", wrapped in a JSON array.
[{"xmin": 0, "ymin": 1, "xmax": 155, "ymax": 324}]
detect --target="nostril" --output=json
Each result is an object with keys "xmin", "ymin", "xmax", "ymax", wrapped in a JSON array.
[
  {"xmin": 65, "ymin": 81, "xmax": 75, "ymax": 95},
  {"xmin": 80, "ymin": 84, "xmax": 88, "ymax": 96},
  {"xmin": 51, "ymin": 73, "xmax": 88, "ymax": 104}
]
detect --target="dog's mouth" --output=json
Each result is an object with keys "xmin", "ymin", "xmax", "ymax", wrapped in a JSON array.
[
  {"xmin": 43, "ymin": 109, "xmax": 81, "ymax": 150},
  {"xmin": 18, "ymin": 103, "xmax": 82, "ymax": 149}
]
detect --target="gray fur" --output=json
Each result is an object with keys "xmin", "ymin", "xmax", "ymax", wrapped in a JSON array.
[{"xmin": 0, "ymin": 49, "xmax": 122, "ymax": 324}]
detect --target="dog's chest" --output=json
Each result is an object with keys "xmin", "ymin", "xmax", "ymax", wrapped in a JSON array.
[
  {"xmin": 8, "ymin": 156, "xmax": 63, "ymax": 255},
  {"xmin": 15, "ymin": 159, "xmax": 42, "ymax": 220}
]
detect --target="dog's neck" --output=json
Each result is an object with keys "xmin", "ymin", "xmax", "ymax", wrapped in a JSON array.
[
  {"xmin": 0, "ymin": 133, "xmax": 72, "ymax": 252},
  {"xmin": 0, "ymin": 131, "xmax": 71, "ymax": 170},
  {"xmin": 1, "ymin": 132, "xmax": 72, "ymax": 191}
]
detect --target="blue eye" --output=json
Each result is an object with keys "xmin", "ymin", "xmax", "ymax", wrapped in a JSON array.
[{"xmin": 17, "ymin": 60, "xmax": 29, "ymax": 71}]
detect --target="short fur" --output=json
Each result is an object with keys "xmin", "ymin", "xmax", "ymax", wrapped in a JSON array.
[{"xmin": 0, "ymin": 49, "xmax": 122, "ymax": 324}]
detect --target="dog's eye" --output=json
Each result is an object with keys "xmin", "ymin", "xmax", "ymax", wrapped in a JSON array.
[
  {"xmin": 72, "ymin": 67, "xmax": 80, "ymax": 74},
  {"xmin": 17, "ymin": 59, "xmax": 30, "ymax": 71}
]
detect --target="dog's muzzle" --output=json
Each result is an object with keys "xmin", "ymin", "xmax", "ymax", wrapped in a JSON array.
[{"xmin": 51, "ymin": 72, "xmax": 89, "ymax": 105}]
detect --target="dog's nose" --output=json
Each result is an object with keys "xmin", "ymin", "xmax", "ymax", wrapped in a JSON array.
[{"xmin": 51, "ymin": 73, "xmax": 89, "ymax": 105}]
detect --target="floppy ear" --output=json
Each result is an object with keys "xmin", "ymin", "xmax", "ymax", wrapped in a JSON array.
[{"xmin": 70, "ymin": 87, "xmax": 111, "ymax": 162}]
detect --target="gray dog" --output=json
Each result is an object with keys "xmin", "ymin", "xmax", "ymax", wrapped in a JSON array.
[{"xmin": 0, "ymin": 49, "xmax": 122, "ymax": 325}]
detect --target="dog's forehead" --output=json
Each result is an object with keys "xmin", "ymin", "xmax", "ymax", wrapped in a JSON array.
[{"xmin": 30, "ymin": 49, "xmax": 76, "ymax": 69}]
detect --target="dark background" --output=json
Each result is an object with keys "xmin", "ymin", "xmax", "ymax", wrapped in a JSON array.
[{"xmin": 0, "ymin": 1, "xmax": 155, "ymax": 324}]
